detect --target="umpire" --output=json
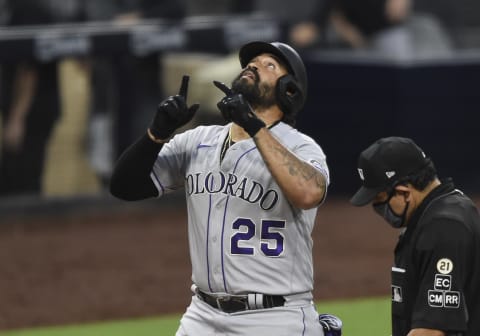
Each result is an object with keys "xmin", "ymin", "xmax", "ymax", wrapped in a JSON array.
[{"xmin": 350, "ymin": 136, "xmax": 480, "ymax": 336}]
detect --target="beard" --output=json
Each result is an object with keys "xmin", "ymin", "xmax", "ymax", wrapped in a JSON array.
[{"xmin": 231, "ymin": 69, "xmax": 276, "ymax": 111}]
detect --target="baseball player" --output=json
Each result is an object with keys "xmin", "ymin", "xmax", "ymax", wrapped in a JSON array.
[
  {"xmin": 350, "ymin": 137, "xmax": 480, "ymax": 336},
  {"xmin": 110, "ymin": 41, "xmax": 341, "ymax": 335}
]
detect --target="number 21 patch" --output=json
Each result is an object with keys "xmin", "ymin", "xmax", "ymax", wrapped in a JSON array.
[{"xmin": 436, "ymin": 258, "xmax": 453, "ymax": 274}]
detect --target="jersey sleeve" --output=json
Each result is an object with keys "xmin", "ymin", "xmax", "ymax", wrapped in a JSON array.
[
  {"xmin": 269, "ymin": 124, "xmax": 330, "ymax": 188},
  {"xmin": 292, "ymin": 133, "xmax": 330, "ymax": 205},
  {"xmin": 410, "ymin": 218, "xmax": 471, "ymax": 332},
  {"xmin": 150, "ymin": 131, "xmax": 190, "ymax": 197},
  {"xmin": 295, "ymin": 134, "xmax": 330, "ymax": 185}
]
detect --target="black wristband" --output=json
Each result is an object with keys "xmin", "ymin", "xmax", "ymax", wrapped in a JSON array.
[
  {"xmin": 149, "ymin": 122, "xmax": 175, "ymax": 140},
  {"xmin": 244, "ymin": 117, "xmax": 266, "ymax": 137},
  {"xmin": 147, "ymin": 128, "xmax": 170, "ymax": 143}
]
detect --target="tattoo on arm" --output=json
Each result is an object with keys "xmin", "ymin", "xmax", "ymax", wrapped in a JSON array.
[{"xmin": 268, "ymin": 143, "xmax": 326, "ymax": 190}]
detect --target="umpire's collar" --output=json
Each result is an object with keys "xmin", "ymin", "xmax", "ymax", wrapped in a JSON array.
[{"xmin": 402, "ymin": 178, "xmax": 455, "ymax": 238}]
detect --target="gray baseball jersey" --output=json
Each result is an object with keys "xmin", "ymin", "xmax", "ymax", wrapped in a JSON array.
[{"xmin": 151, "ymin": 121, "xmax": 329, "ymax": 296}]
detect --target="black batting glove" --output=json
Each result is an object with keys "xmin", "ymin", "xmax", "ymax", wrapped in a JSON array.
[
  {"xmin": 213, "ymin": 81, "xmax": 266, "ymax": 137},
  {"xmin": 149, "ymin": 75, "xmax": 199, "ymax": 141}
]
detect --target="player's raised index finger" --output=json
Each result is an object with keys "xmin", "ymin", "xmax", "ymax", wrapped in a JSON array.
[
  {"xmin": 179, "ymin": 75, "xmax": 190, "ymax": 98},
  {"xmin": 213, "ymin": 80, "xmax": 233, "ymax": 95}
]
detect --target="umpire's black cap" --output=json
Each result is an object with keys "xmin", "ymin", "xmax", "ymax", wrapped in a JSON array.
[{"xmin": 350, "ymin": 137, "xmax": 430, "ymax": 206}]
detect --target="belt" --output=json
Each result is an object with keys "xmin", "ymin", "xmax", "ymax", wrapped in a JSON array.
[{"xmin": 196, "ymin": 289, "xmax": 285, "ymax": 313}]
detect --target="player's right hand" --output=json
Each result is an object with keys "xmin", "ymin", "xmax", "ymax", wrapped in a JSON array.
[
  {"xmin": 148, "ymin": 75, "xmax": 199, "ymax": 141},
  {"xmin": 213, "ymin": 80, "xmax": 234, "ymax": 122},
  {"xmin": 213, "ymin": 80, "xmax": 265, "ymax": 137}
]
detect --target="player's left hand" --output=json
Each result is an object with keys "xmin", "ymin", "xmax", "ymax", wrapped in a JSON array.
[{"xmin": 213, "ymin": 81, "xmax": 266, "ymax": 137}]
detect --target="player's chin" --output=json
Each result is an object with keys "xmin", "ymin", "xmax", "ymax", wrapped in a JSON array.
[{"xmin": 233, "ymin": 78, "xmax": 255, "ymax": 93}]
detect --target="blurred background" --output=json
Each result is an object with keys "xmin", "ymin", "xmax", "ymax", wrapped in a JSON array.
[
  {"xmin": 1, "ymin": 0, "xmax": 479, "ymax": 203},
  {"xmin": 0, "ymin": 0, "xmax": 479, "ymax": 332}
]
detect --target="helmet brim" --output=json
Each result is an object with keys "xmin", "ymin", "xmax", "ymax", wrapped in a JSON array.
[{"xmin": 239, "ymin": 41, "xmax": 294, "ymax": 74}]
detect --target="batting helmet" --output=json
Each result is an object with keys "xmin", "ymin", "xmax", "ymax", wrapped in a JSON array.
[{"xmin": 239, "ymin": 41, "xmax": 308, "ymax": 124}]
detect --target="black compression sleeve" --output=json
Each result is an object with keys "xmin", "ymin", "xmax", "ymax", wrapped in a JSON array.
[{"xmin": 109, "ymin": 133, "xmax": 163, "ymax": 200}]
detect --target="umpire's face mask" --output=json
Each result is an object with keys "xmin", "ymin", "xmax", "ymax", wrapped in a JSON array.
[{"xmin": 372, "ymin": 189, "xmax": 409, "ymax": 228}]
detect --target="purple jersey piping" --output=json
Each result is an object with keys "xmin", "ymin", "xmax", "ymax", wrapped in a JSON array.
[
  {"xmin": 206, "ymin": 192, "xmax": 214, "ymax": 292},
  {"xmin": 220, "ymin": 146, "xmax": 257, "ymax": 293},
  {"xmin": 151, "ymin": 171, "xmax": 165, "ymax": 196}
]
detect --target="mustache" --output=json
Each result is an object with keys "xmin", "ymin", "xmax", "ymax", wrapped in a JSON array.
[
  {"xmin": 231, "ymin": 67, "xmax": 259, "ymax": 94},
  {"xmin": 240, "ymin": 67, "xmax": 259, "ymax": 82}
]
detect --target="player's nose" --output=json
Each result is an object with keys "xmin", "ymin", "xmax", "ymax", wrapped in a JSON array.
[{"xmin": 244, "ymin": 64, "xmax": 258, "ymax": 72}]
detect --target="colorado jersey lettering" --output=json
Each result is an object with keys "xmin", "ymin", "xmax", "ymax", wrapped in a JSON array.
[{"xmin": 150, "ymin": 122, "xmax": 329, "ymax": 295}]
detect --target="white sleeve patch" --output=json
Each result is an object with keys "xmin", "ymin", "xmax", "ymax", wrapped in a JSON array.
[{"xmin": 309, "ymin": 159, "xmax": 330, "ymax": 185}]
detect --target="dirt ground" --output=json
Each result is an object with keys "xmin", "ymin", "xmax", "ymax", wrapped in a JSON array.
[{"xmin": 0, "ymin": 194, "xmax": 408, "ymax": 330}]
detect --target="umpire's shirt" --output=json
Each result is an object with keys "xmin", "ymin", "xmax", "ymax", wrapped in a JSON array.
[{"xmin": 391, "ymin": 180, "xmax": 480, "ymax": 336}]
